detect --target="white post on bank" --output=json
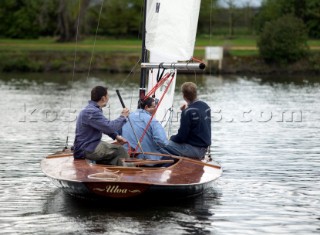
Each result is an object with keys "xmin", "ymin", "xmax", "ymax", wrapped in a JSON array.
[{"xmin": 205, "ymin": 46, "xmax": 224, "ymax": 71}]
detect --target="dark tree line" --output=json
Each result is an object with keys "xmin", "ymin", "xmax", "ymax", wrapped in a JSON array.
[
  {"xmin": 0, "ymin": 0, "xmax": 319, "ymax": 41},
  {"xmin": 0, "ymin": 0, "xmax": 92, "ymax": 41},
  {"xmin": 255, "ymin": 0, "xmax": 320, "ymax": 38}
]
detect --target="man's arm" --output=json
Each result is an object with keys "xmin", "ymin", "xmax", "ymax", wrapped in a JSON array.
[
  {"xmin": 151, "ymin": 121, "xmax": 168, "ymax": 149},
  {"xmin": 88, "ymin": 111, "xmax": 127, "ymax": 138},
  {"xmin": 170, "ymin": 110, "xmax": 191, "ymax": 143}
]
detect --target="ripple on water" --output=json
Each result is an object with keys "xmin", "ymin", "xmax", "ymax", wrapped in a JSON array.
[{"xmin": 0, "ymin": 74, "xmax": 320, "ymax": 234}]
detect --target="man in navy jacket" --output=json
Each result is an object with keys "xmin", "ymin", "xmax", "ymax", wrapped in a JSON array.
[{"xmin": 160, "ymin": 82, "xmax": 211, "ymax": 160}]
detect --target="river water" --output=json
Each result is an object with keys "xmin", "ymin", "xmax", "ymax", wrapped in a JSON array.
[{"xmin": 0, "ymin": 72, "xmax": 319, "ymax": 235}]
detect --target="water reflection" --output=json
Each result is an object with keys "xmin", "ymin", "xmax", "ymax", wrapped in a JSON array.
[
  {"xmin": 0, "ymin": 72, "xmax": 319, "ymax": 235},
  {"xmin": 42, "ymin": 188, "xmax": 222, "ymax": 234}
]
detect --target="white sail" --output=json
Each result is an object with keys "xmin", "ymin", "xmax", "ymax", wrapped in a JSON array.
[
  {"xmin": 145, "ymin": 0, "xmax": 201, "ymax": 128},
  {"xmin": 146, "ymin": 0, "xmax": 201, "ymax": 61}
]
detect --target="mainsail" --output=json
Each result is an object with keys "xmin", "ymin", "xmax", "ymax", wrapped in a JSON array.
[{"xmin": 144, "ymin": 0, "xmax": 201, "ymax": 127}]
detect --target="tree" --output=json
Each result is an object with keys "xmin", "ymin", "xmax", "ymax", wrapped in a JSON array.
[
  {"xmin": 56, "ymin": 0, "xmax": 91, "ymax": 42},
  {"xmin": 242, "ymin": 0, "xmax": 256, "ymax": 35},
  {"xmin": 197, "ymin": 0, "xmax": 218, "ymax": 36},
  {"xmin": 88, "ymin": 0, "xmax": 142, "ymax": 38},
  {"xmin": 255, "ymin": 0, "xmax": 320, "ymax": 38},
  {"xmin": 0, "ymin": 0, "xmax": 49, "ymax": 38},
  {"xmin": 304, "ymin": 0, "xmax": 320, "ymax": 38},
  {"xmin": 254, "ymin": 0, "xmax": 284, "ymax": 34},
  {"xmin": 257, "ymin": 15, "xmax": 309, "ymax": 64},
  {"xmin": 37, "ymin": 1, "xmax": 59, "ymax": 37},
  {"xmin": 224, "ymin": 0, "xmax": 236, "ymax": 37}
]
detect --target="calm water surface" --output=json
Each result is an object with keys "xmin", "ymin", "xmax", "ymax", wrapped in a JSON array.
[{"xmin": 0, "ymin": 72, "xmax": 319, "ymax": 235}]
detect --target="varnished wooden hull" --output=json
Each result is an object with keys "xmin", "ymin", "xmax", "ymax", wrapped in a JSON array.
[
  {"xmin": 41, "ymin": 154, "xmax": 222, "ymax": 200},
  {"xmin": 49, "ymin": 178, "xmax": 215, "ymax": 200}
]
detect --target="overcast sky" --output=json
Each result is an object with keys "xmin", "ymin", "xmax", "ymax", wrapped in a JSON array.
[{"xmin": 218, "ymin": 0, "xmax": 262, "ymax": 8}]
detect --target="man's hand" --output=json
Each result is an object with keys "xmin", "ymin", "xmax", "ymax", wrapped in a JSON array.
[
  {"xmin": 115, "ymin": 135, "xmax": 127, "ymax": 145},
  {"xmin": 180, "ymin": 103, "xmax": 188, "ymax": 111},
  {"xmin": 120, "ymin": 108, "xmax": 129, "ymax": 117}
]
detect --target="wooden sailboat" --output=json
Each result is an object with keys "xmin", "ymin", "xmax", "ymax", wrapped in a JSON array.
[
  {"xmin": 41, "ymin": 0, "xmax": 222, "ymax": 200},
  {"xmin": 41, "ymin": 150, "xmax": 221, "ymax": 199}
]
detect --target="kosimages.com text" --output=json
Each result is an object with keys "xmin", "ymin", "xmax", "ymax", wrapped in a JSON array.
[{"xmin": 19, "ymin": 104, "xmax": 303, "ymax": 123}]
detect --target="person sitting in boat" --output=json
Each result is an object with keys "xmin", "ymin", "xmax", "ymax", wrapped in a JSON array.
[
  {"xmin": 73, "ymin": 86, "xmax": 131, "ymax": 166},
  {"xmin": 121, "ymin": 97, "xmax": 168, "ymax": 160},
  {"xmin": 159, "ymin": 82, "xmax": 211, "ymax": 160}
]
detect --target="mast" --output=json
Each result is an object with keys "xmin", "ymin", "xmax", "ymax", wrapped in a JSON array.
[{"xmin": 139, "ymin": 0, "xmax": 148, "ymax": 100}]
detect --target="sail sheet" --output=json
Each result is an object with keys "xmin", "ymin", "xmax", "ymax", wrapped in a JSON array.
[{"xmin": 145, "ymin": 0, "xmax": 201, "ymax": 129}]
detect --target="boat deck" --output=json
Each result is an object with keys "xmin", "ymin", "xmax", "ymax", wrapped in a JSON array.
[{"xmin": 41, "ymin": 155, "xmax": 222, "ymax": 186}]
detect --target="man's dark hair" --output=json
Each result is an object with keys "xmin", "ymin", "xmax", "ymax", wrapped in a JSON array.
[
  {"xmin": 138, "ymin": 97, "xmax": 154, "ymax": 109},
  {"xmin": 91, "ymin": 86, "xmax": 108, "ymax": 102}
]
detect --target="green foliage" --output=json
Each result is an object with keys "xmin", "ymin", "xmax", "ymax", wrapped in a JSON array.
[
  {"xmin": 254, "ymin": 0, "xmax": 284, "ymax": 33},
  {"xmin": 257, "ymin": 15, "xmax": 309, "ymax": 64},
  {"xmin": 198, "ymin": 0, "xmax": 218, "ymax": 35},
  {"xmin": 0, "ymin": 0, "xmax": 318, "ymax": 41},
  {"xmin": 255, "ymin": 0, "xmax": 320, "ymax": 39},
  {"xmin": 308, "ymin": 52, "xmax": 320, "ymax": 72},
  {"xmin": 0, "ymin": 0, "xmax": 40, "ymax": 38},
  {"xmin": 37, "ymin": 1, "xmax": 59, "ymax": 36},
  {"xmin": 0, "ymin": 52, "xmax": 43, "ymax": 72},
  {"xmin": 0, "ymin": 0, "xmax": 58, "ymax": 39},
  {"xmin": 55, "ymin": 0, "xmax": 92, "ymax": 42},
  {"xmin": 89, "ymin": 0, "xmax": 142, "ymax": 38},
  {"xmin": 304, "ymin": 0, "xmax": 320, "ymax": 38}
]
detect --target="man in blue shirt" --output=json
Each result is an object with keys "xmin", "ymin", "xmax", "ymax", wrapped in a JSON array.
[
  {"xmin": 73, "ymin": 86, "xmax": 130, "ymax": 166},
  {"xmin": 160, "ymin": 82, "xmax": 211, "ymax": 160},
  {"xmin": 121, "ymin": 97, "xmax": 168, "ymax": 160}
]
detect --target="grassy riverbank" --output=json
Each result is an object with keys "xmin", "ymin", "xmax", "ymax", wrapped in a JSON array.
[{"xmin": 1, "ymin": 37, "xmax": 320, "ymax": 74}]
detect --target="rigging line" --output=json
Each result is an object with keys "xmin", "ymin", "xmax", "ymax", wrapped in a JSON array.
[
  {"xmin": 125, "ymin": 59, "xmax": 141, "ymax": 109},
  {"xmin": 166, "ymin": 107, "xmax": 174, "ymax": 137},
  {"xmin": 119, "ymin": 58, "xmax": 141, "ymax": 111},
  {"xmin": 144, "ymin": 72, "xmax": 171, "ymax": 98},
  {"xmin": 209, "ymin": 0, "xmax": 213, "ymax": 76},
  {"xmin": 119, "ymin": 58, "xmax": 141, "ymax": 88},
  {"xmin": 159, "ymin": 106, "xmax": 173, "ymax": 127},
  {"xmin": 194, "ymin": 69, "xmax": 197, "ymax": 83},
  {"xmin": 204, "ymin": 0, "xmax": 213, "ymax": 158},
  {"xmin": 78, "ymin": 0, "xmax": 104, "ymax": 113},
  {"xmin": 121, "ymin": 1, "xmax": 145, "ymax": 107},
  {"xmin": 118, "ymin": 0, "xmax": 142, "ymax": 108},
  {"xmin": 65, "ymin": 0, "xmax": 82, "ymax": 149},
  {"xmin": 133, "ymin": 73, "xmax": 175, "ymax": 153},
  {"xmin": 85, "ymin": 0, "xmax": 104, "ymax": 82},
  {"xmin": 129, "ymin": 89, "xmax": 135, "ymax": 110}
]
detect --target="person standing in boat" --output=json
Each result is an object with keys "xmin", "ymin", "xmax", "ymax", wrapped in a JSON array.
[
  {"xmin": 121, "ymin": 97, "xmax": 168, "ymax": 160},
  {"xmin": 159, "ymin": 82, "xmax": 211, "ymax": 160},
  {"xmin": 73, "ymin": 86, "xmax": 130, "ymax": 166}
]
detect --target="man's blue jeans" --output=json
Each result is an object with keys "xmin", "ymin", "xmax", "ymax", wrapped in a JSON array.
[{"xmin": 159, "ymin": 140, "xmax": 207, "ymax": 160}]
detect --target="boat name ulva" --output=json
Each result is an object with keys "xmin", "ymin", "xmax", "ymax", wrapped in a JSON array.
[{"xmin": 93, "ymin": 185, "xmax": 141, "ymax": 194}]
